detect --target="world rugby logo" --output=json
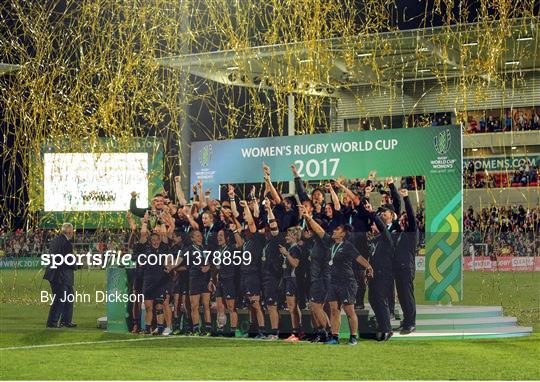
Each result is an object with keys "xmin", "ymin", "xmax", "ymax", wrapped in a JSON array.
[
  {"xmin": 199, "ymin": 144, "xmax": 213, "ymax": 167},
  {"xmin": 434, "ymin": 129, "xmax": 451, "ymax": 156}
]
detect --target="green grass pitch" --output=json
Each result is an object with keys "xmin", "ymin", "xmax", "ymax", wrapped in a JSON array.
[{"xmin": 1, "ymin": 268, "xmax": 539, "ymax": 380}]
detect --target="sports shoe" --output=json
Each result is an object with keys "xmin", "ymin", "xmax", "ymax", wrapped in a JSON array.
[
  {"xmin": 297, "ymin": 332, "xmax": 307, "ymax": 341},
  {"xmin": 152, "ymin": 326, "xmax": 164, "ymax": 335},
  {"xmin": 310, "ymin": 334, "xmax": 322, "ymax": 343},
  {"xmin": 285, "ymin": 334, "xmax": 300, "ymax": 342},
  {"xmin": 199, "ymin": 330, "xmax": 210, "ymax": 337},
  {"xmin": 324, "ymin": 337, "xmax": 339, "ymax": 345},
  {"xmin": 265, "ymin": 334, "xmax": 279, "ymax": 340},
  {"xmin": 348, "ymin": 337, "xmax": 358, "ymax": 346},
  {"xmin": 254, "ymin": 333, "xmax": 266, "ymax": 340},
  {"xmin": 172, "ymin": 328, "xmax": 181, "ymax": 335},
  {"xmin": 376, "ymin": 331, "xmax": 393, "ymax": 341},
  {"xmin": 162, "ymin": 327, "xmax": 172, "ymax": 336},
  {"xmin": 130, "ymin": 325, "xmax": 139, "ymax": 334},
  {"xmin": 400, "ymin": 326, "xmax": 415, "ymax": 335}
]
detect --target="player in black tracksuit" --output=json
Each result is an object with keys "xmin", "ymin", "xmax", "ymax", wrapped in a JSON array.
[
  {"xmin": 335, "ymin": 180, "xmax": 373, "ymax": 310},
  {"xmin": 212, "ymin": 224, "xmax": 243, "ymax": 336},
  {"xmin": 358, "ymin": 200, "xmax": 395, "ymax": 341},
  {"xmin": 186, "ymin": 229, "xmax": 213, "ymax": 335},
  {"xmin": 302, "ymin": 205, "xmax": 373, "ymax": 345},
  {"xmin": 279, "ymin": 226, "xmax": 302, "ymax": 341},
  {"xmin": 260, "ymin": 203, "xmax": 283, "ymax": 339},
  {"xmin": 239, "ymin": 200, "xmax": 266, "ymax": 338},
  {"xmin": 140, "ymin": 222, "xmax": 172, "ymax": 335},
  {"xmin": 393, "ymin": 189, "xmax": 419, "ymax": 334},
  {"xmin": 165, "ymin": 231, "xmax": 186, "ymax": 335},
  {"xmin": 384, "ymin": 179, "xmax": 402, "ymax": 318},
  {"xmin": 302, "ymin": 214, "xmax": 332, "ymax": 343}
]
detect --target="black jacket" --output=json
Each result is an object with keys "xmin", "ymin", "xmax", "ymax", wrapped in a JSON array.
[
  {"xmin": 393, "ymin": 196, "xmax": 419, "ymax": 270},
  {"xmin": 43, "ymin": 234, "xmax": 75, "ymax": 285},
  {"xmin": 357, "ymin": 203, "xmax": 394, "ymax": 273}
]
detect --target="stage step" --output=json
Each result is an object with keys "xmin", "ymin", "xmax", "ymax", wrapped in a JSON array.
[
  {"xmin": 389, "ymin": 326, "xmax": 533, "ymax": 340},
  {"xmin": 366, "ymin": 304, "xmax": 504, "ymax": 319},
  {"xmin": 353, "ymin": 305, "xmax": 531, "ymax": 339},
  {"xmin": 390, "ymin": 316, "xmax": 518, "ymax": 331}
]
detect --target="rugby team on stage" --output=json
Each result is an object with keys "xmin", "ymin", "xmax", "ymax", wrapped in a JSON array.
[{"xmin": 127, "ymin": 164, "xmax": 418, "ymax": 344}]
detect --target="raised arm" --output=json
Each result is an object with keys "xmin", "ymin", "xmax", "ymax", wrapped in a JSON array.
[
  {"xmin": 300, "ymin": 205, "xmax": 325, "ymax": 239},
  {"xmin": 227, "ymin": 184, "xmax": 240, "ymax": 218},
  {"xmin": 264, "ymin": 174, "xmax": 282, "ymax": 205},
  {"xmin": 291, "ymin": 164, "xmax": 309, "ymax": 202},
  {"xmin": 240, "ymin": 200, "xmax": 257, "ymax": 234},
  {"xmin": 387, "ymin": 177, "xmax": 401, "ymax": 214},
  {"xmin": 228, "ymin": 222, "xmax": 244, "ymax": 248},
  {"xmin": 400, "ymin": 189, "xmax": 417, "ymax": 232},
  {"xmin": 361, "ymin": 202, "xmax": 393, "ymax": 245},
  {"xmin": 197, "ymin": 180, "xmax": 206, "ymax": 209},
  {"xmin": 186, "ymin": 207, "xmax": 200, "ymax": 231},
  {"xmin": 326, "ymin": 183, "xmax": 341, "ymax": 211},
  {"xmin": 264, "ymin": 198, "xmax": 280, "ymax": 235},
  {"xmin": 129, "ymin": 191, "xmax": 147, "ymax": 218},
  {"xmin": 334, "ymin": 179, "xmax": 360, "ymax": 206},
  {"xmin": 174, "ymin": 176, "xmax": 187, "ymax": 206},
  {"xmin": 139, "ymin": 212, "xmax": 149, "ymax": 243},
  {"xmin": 126, "ymin": 211, "xmax": 137, "ymax": 232}
]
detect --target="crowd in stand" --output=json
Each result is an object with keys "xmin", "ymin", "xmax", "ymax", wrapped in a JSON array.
[
  {"xmin": 463, "ymin": 159, "xmax": 538, "ymax": 189},
  {"xmin": 463, "ymin": 205, "xmax": 539, "ymax": 257},
  {"xmin": 464, "ymin": 107, "xmax": 540, "ymax": 134}
]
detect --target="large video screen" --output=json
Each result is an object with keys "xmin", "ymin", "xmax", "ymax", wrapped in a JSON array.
[
  {"xmin": 30, "ymin": 138, "xmax": 164, "ymax": 228},
  {"xmin": 43, "ymin": 153, "xmax": 149, "ymax": 212}
]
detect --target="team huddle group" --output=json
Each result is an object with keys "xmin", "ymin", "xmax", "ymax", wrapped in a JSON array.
[{"xmin": 127, "ymin": 164, "xmax": 419, "ymax": 345}]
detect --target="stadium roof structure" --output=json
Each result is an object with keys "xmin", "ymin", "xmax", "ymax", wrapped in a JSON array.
[
  {"xmin": 159, "ymin": 17, "xmax": 539, "ymax": 96},
  {"xmin": 0, "ymin": 63, "xmax": 21, "ymax": 75}
]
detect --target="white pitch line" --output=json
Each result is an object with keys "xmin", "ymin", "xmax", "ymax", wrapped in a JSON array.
[
  {"xmin": 0, "ymin": 336, "xmax": 179, "ymax": 350},
  {"xmin": 0, "ymin": 334, "xmax": 272, "ymax": 351}
]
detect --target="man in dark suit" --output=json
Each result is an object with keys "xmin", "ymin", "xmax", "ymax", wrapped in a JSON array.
[
  {"xmin": 357, "ymin": 201, "xmax": 395, "ymax": 341},
  {"xmin": 393, "ymin": 189, "xmax": 419, "ymax": 334},
  {"xmin": 43, "ymin": 223, "xmax": 77, "ymax": 328}
]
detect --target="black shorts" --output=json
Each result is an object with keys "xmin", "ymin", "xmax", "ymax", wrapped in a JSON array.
[
  {"xmin": 178, "ymin": 272, "xmax": 189, "ymax": 295},
  {"xmin": 241, "ymin": 274, "xmax": 261, "ymax": 297},
  {"xmin": 165, "ymin": 278, "xmax": 181, "ymax": 297},
  {"xmin": 262, "ymin": 277, "xmax": 280, "ymax": 305},
  {"xmin": 189, "ymin": 274, "xmax": 211, "ymax": 296},
  {"xmin": 216, "ymin": 277, "xmax": 236, "ymax": 300},
  {"xmin": 326, "ymin": 279, "xmax": 357, "ymax": 305},
  {"xmin": 142, "ymin": 279, "xmax": 166, "ymax": 302},
  {"xmin": 309, "ymin": 279, "xmax": 327, "ymax": 304},
  {"xmin": 284, "ymin": 278, "xmax": 297, "ymax": 297},
  {"xmin": 133, "ymin": 276, "xmax": 143, "ymax": 293}
]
